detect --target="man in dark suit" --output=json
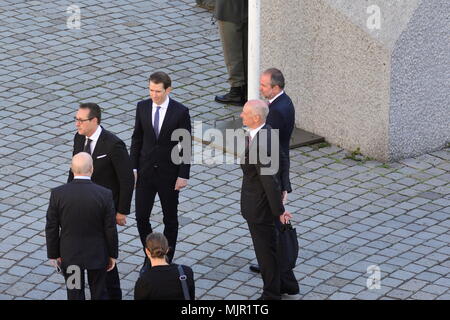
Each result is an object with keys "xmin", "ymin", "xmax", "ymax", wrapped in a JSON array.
[
  {"xmin": 46, "ymin": 152, "xmax": 118, "ymax": 300},
  {"xmin": 261, "ymin": 68, "xmax": 295, "ymax": 199},
  {"xmin": 130, "ymin": 71, "xmax": 191, "ymax": 267},
  {"xmin": 240, "ymin": 99, "xmax": 293, "ymax": 300},
  {"xmin": 248, "ymin": 69, "xmax": 299, "ymax": 295},
  {"xmin": 68, "ymin": 102, "xmax": 134, "ymax": 300}
]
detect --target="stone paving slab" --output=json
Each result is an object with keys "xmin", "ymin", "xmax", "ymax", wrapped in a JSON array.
[{"xmin": 0, "ymin": 0, "xmax": 449, "ymax": 301}]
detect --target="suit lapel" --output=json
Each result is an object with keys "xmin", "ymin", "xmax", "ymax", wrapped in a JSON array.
[
  {"xmin": 158, "ymin": 98, "xmax": 175, "ymax": 140},
  {"xmin": 145, "ymin": 99, "xmax": 157, "ymax": 140},
  {"xmin": 91, "ymin": 128, "xmax": 106, "ymax": 160}
]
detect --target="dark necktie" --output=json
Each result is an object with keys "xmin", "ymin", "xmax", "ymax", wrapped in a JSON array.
[
  {"xmin": 84, "ymin": 138, "xmax": 92, "ymax": 154},
  {"xmin": 153, "ymin": 106, "xmax": 161, "ymax": 138}
]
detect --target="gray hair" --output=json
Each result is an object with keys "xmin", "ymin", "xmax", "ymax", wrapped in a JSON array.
[
  {"xmin": 246, "ymin": 99, "xmax": 269, "ymax": 121},
  {"xmin": 263, "ymin": 68, "xmax": 285, "ymax": 89}
]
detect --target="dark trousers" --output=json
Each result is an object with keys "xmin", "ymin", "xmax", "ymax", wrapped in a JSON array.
[
  {"xmin": 135, "ymin": 177, "xmax": 179, "ymax": 263},
  {"xmin": 106, "ymin": 264, "xmax": 122, "ymax": 300},
  {"xmin": 63, "ymin": 267, "xmax": 108, "ymax": 300},
  {"xmin": 247, "ymin": 221, "xmax": 281, "ymax": 300}
]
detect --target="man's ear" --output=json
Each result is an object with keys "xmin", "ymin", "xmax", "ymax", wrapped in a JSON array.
[{"xmin": 166, "ymin": 87, "xmax": 172, "ymax": 95}]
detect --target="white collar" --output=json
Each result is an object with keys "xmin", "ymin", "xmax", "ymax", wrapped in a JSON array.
[
  {"xmin": 249, "ymin": 123, "xmax": 265, "ymax": 140},
  {"xmin": 73, "ymin": 176, "xmax": 91, "ymax": 180},
  {"xmin": 152, "ymin": 96, "xmax": 170, "ymax": 109},
  {"xmin": 86, "ymin": 125, "xmax": 102, "ymax": 142},
  {"xmin": 269, "ymin": 90, "xmax": 284, "ymax": 104}
]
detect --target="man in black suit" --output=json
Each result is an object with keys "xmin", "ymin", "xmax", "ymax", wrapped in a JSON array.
[
  {"xmin": 46, "ymin": 152, "xmax": 118, "ymax": 300},
  {"xmin": 130, "ymin": 71, "xmax": 191, "ymax": 267},
  {"xmin": 240, "ymin": 99, "xmax": 293, "ymax": 300},
  {"xmin": 248, "ymin": 69, "xmax": 299, "ymax": 295},
  {"xmin": 68, "ymin": 102, "xmax": 134, "ymax": 300}
]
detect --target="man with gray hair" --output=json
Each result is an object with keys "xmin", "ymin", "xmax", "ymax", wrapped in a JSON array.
[
  {"xmin": 248, "ymin": 68, "xmax": 299, "ymax": 296},
  {"xmin": 239, "ymin": 100, "xmax": 293, "ymax": 300},
  {"xmin": 46, "ymin": 152, "xmax": 118, "ymax": 300}
]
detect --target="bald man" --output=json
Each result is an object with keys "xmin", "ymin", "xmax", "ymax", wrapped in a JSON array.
[
  {"xmin": 46, "ymin": 153, "xmax": 118, "ymax": 300},
  {"xmin": 240, "ymin": 100, "xmax": 293, "ymax": 300}
]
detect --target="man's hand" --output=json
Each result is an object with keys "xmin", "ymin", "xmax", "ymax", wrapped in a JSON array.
[
  {"xmin": 116, "ymin": 213, "xmax": 127, "ymax": 226},
  {"xmin": 279, "ymin": 211, "xmax": 293, "ymax": 224},
  {"xmin": 107, "ymin": 258, "xmax": 116, "ymax": 272},
  {"xmin": 281, "ymin": 191, "xmax": 288, "ymax": 204},
  {"xmin": 50, "ymin": 258, "xmax": 62, "ymax": 273},
  {"xmin": 174, "ymin": 177, "xmax": 188, "ymax": 191}
]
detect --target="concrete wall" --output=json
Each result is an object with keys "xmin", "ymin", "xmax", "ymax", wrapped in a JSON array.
[{"xmin": 260, "ymin": 0, "xmax": 449, "ymax": 161}]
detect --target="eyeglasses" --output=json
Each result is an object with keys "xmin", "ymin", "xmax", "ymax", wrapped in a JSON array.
[{"xmin": 74, "ymin": 117, "xmax": 93, "ymax": 123}]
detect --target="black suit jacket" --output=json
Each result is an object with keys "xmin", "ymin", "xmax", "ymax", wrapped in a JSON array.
[
  {"xmin": 240, "ymin": 125, "xmax": 286, "ymax": 224},
  {"xmin": 130, "ymin": 98, "xmax": 191, "ymax": 187},
  {"xmin": 266, "ymin": 92, "xmax": 295, "ymax": 193},
  {"xmin": 68, "ymin": 127, "xmax": 134, "ymax": 215},
  {"xmin": 46, "ymin": 179, "xmax": 118, "ymax": 270}
]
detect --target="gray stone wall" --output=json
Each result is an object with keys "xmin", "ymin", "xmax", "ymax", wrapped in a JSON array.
[
  {"xmin": 260, "ymin": 0, "xmax": 449, "ymax": 161},
  {"xmin": 389, "ymin": 0, "xmax": 450, "ymax": 161}
]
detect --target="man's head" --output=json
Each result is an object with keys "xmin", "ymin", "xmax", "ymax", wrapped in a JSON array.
[
  {"xmin": 148, "ymin": 71, "xmax": 172, "ymax": 106},
  {"xmin": 240, "ymin": 99, "xmax": 269, "ymax": 129},
  {"xmin": 259, "ymin": 68, "xmax": 285, "ymax": 100},
  {"xmin": 75, "ymin": 103, "xmax": 101, "ymax": 137},
  {"xmin": 71, "ymin": 152, "xmax": 93, "ymax": 177},
  {"xmin": 145, "ymin": 232, "xmax": 169, "ymax": 259}
]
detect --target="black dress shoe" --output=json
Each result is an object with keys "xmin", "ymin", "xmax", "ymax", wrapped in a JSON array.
[
  {"xmin": 249, "ymin": 264, "xmax": 261, "ymax": 273},
  {"xmin": 215, "ymin": 86, "xmax": 245, "ymax": 105},
  {"xmin": 281, "ymin": 286, "xmax": 299, "ymax": 295}
]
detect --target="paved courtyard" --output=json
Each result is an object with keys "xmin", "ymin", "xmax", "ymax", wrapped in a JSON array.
[{"xmin": 0, "ymin": 0, "xmax": 449, "ymax": 300}]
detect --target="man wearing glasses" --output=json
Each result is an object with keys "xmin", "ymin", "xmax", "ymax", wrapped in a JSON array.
[{"xmin": 68, "ymin": 102, "xmax": 134, "ymax": 300}]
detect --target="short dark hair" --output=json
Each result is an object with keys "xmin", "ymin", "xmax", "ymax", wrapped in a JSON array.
[
  {"xmin": 145, "ymin": 232, "xmax": 169, "ymax": 259},
  {"xmin": 264, "ymin": 68, "xmax": 285, "ymax": 89},
  {"xmin": 148, "ymin": 71, "xmax": 172, "ymax": 90},
  {"xmin": 79, "ymin": 102, "xmax": 101, "ymax": 124}
]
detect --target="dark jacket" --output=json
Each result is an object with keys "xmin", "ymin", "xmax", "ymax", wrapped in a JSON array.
[
  {"xmin": 134, "ymin": 264, "xmax": 195, "ymax": 300},
  {"xmin": 266, "ymin": 92, "xmax": 295, "ymax": 193},
  {"xmin": 46, "ymin": 179, "xmax": 118, "ymax": 270},
  {"xmin": 68, "ymin": 127, "xmax": 134, "ymax": 215},
  {"xmin": 130, "ymin": 98, "xmax": 191, "ymax": 187},
  {"xmin": 240, "ymin": 125, "xmax": 286, "ymax": 224}
]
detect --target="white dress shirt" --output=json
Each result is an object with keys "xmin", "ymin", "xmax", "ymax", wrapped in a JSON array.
[
  {"xmin": 269, "ymin": 90, "xmax": 284, "ymax": 104},
  {"xmin": 152, "ymin": 96, "xmax": 170, "ymax": 133},
  {"xmin": 73, "ymin": 176, "xmax": 91, "ymax": 180},
  {"xmin": 85, "ymin": 125, "xmax": 102, "ymax": 154},
  {"xmin": 249, "ymin": 123, "xmax": 266, "ymax": 142}
]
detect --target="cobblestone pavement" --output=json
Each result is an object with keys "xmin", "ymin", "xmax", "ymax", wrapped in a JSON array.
[{"xmin": 0, "ymin": 0, "xmax": 449, "ymax": 300}]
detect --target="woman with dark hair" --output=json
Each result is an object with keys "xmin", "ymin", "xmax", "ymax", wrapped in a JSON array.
[{"xmin": 134, "ymin": 232, "xmax": 195, "ymax": 300}]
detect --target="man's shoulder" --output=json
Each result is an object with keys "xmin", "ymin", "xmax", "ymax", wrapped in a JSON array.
[
  {"xmin": 169, "ymin": 98, "xmax": 188, "ymax": 111},
  {"xmin": 100, "ymin": 127, "xmax": 124, "ymax": 145},
  {"xmin": 137, "ymin": 98, "xmax": 152, "ymax": 108},
  {"xmin": 272, "ymin": 92, "xmax": 293, "ymax": 106}
]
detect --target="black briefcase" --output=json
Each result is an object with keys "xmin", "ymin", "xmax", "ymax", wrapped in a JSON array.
[{"xmin": 279, "ymin": 221, "xmax": 299, "ymax": 271}]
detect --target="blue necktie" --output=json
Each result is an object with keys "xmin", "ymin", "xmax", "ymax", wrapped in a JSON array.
[{"xmin": 153, "ymin": 106, "xmax": 161, "ymax": 138}]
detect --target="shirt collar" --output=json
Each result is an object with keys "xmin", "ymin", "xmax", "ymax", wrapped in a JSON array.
[
  {"xmin": 152, "ymin": 96, "xmax": 170, "ymax": 110},
  {"xmin": 73, "ymin": 176, "xmax": 91, "ymax": 180},
  {"xmin": 269, "ymin": 90, "xmax": 284, "ymax": 104},
  {"xmin": 86, "ymin": 125, "xmax": 102, "ymax": 142},
  {"xmin": 249, "ymin": 123, "xmax": 265, "ymax": 140}
]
